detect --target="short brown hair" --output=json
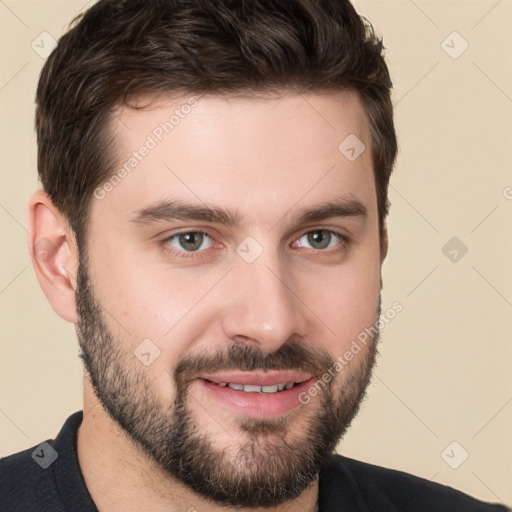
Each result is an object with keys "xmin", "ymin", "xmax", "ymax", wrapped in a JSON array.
[{"xmin": 36, "ymin": 0, "xmax": 397, "ymax": 246}]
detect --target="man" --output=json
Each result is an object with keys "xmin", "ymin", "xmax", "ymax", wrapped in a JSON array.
[{"xmin": 0, "ymin": 0, "xmax": 508, "ymax": 511}]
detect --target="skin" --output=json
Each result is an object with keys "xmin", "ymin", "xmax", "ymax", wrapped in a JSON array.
[{"xmin": 28, "ymin": 90, "xmax": 388, "ymax": 512}]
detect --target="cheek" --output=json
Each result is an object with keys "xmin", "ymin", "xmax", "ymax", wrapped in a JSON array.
[
  {"xmin": 84, "ymin": 239, "xmax": 175, "ymax": 361},
  {"xmin": 297, "ymin": 252, "xmax": 381, "ymax": 352},
  {"xmin": 105, "ymin": 270, "xmax": 205, "ymax": 345},
  {"xmin": 91, "ymin": 256, "xmax": 226, "ymax": 369}
]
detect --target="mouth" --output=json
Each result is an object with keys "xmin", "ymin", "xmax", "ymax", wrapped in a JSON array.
[
  {"xmin": 196, "ymin": 371, "xmax": 315, "ymax": 419},
  {"xmin": 211, "ymin": 381, "xmax": 297, "ymax": 393}
]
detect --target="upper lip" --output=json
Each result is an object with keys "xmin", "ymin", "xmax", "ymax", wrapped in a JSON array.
[{"xmin": 200, "ymin": 371, "xmax": 313, "ymax": 386}]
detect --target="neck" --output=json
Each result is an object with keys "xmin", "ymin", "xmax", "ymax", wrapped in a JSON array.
[{"xmin": 77, "ymin": 379, "xmax": 319, "ymax": 512}]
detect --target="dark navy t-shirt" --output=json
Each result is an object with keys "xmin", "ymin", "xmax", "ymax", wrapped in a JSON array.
[{"xmin": 0, "ymin": 411, "xmax": 508, "ymax": 511}]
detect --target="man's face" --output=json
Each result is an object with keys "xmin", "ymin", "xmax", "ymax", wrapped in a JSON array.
[{"xmin": 75, "ymin": 91, "xmax": 384, "ymax": 506}]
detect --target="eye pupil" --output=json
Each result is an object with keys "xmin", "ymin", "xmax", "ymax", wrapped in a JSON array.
[
  {"xmin": 308, "ymin": 230, "xmax": 331, "ymax": 249},
  {"xmin": 179, "ymin": 232, "xmax": 203, "ymax": 251}
]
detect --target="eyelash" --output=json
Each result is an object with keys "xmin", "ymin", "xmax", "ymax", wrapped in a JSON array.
[{"xmin": 160, "ymin": 229, "xmax": 350, "ymax": 259}]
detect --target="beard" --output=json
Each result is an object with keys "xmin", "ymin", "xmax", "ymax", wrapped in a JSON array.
[{"xmin": 74, "ymin": 253, "xmax": 381, "ymax": 508}]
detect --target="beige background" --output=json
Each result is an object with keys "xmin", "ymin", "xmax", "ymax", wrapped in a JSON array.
[{"xmin": 1, "ymin": 0, "xmax": 511, "ymax": 506}]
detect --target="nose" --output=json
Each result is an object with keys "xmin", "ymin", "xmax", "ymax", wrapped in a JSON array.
[{"xmin": 220, "ymin": 252, "xmax": 308, "ymax": 353}]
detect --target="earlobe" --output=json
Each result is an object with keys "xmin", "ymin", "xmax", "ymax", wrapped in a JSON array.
[{"xmin": 27, "ymin": 190, "xmax": 80, "ymax": 324}]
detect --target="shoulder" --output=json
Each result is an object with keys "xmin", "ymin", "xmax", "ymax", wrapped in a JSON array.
[
  {"xmin": 0, "ymin": 411, "xmax": 86, "ymax": 512},
  {"xmin": 320, "ymin": 454, "xmax": 509, "ymax": 511},
  {"xmin": 0, "ymin": 439, "xmax": 65, "ymax": 511}
]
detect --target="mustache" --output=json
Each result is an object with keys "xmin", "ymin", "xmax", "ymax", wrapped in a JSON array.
[{"xmin": 173, "ymin": 341, "xmax": 336, "ymax": 390}]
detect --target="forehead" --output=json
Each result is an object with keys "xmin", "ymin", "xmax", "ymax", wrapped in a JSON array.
[{"xmin": 95, "ymin": 91, "xmax": 376, "ymax": 228}]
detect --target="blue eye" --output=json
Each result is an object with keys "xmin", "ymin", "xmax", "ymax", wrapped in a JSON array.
[{"xmin": 165, "ymin": 231, "xmax": 213, "ymax": 253}]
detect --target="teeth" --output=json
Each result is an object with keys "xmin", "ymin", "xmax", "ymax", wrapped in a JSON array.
[
  {"xmin": 220, "ymin": 382, "xmax": 295, "ymax": 393},
  {"xmin": 243, "ymin": 384, "xmax": 261, "ymax": 393}
]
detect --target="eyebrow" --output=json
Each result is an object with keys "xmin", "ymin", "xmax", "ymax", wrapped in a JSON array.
[{"xmin": 130, "ymin": 196, "xmax": 367, "ymax": 229}]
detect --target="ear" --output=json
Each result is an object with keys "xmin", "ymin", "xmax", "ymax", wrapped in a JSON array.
[
  {"xmin": 380, "ymin": 224, "xmax": 389, "ymax": 264},
  {"xmin": 27, "ymin": 190, "xmax": 80, "ymax": 324}
]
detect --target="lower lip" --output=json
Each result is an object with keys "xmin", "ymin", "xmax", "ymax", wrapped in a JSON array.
[{"xmin": 198, "ymin": 378, "xmax": 315, "ymax": 419}]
